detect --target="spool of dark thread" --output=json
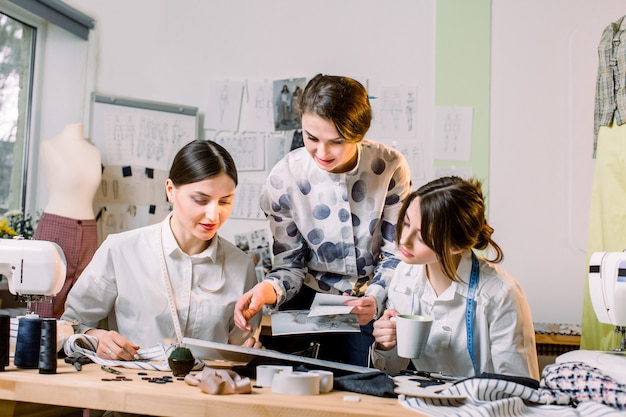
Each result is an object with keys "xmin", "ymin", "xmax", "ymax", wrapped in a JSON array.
[
  {"xmin": 14, "ymin": 316, "xmax": 42, "ymax": 369},
  {"xmin": 0, "ymin": 314, "xmax": 10, "ymax": 371},
  {"xmin": 39, "ymin": 318, "xmax": 57, "ymax": 374}
]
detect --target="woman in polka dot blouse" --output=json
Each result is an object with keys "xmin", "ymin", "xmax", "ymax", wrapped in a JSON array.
[{"xmin": 235, "ymin": 74, "xmax": 412, "ymax": 366}]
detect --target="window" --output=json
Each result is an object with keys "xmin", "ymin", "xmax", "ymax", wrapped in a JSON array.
[
  {"xmin": 0, "ymin": 11, "xmax": 35, "ymax": 218},
  {"xmin": 0, "ymin": 1, "xmax": 93, "ymax": 235}
]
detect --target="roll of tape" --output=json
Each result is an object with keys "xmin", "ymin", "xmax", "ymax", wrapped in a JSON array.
[
  {"xmin": 271, "ymin": 371, "xmax": 320, "ymax": 396},
  {"xmin": 308, "ymin": 370, "xmax": 333, "ymax": 393},
  {"xmin": 255, "ymin": 365, "xmax": 293, "ymax": 388}
]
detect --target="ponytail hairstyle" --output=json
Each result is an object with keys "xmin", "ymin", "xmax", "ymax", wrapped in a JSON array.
[
  {"xmin": 169, "ymin": 139, "xmax": 238, "ymax": 187},
  {"xmin": 396, "ymin": 176, "xmax": 503, "ymax": 282}
]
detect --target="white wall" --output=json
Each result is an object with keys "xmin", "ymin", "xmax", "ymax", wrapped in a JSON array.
[{"xmin": 490, "ymin": 1, "xmax": 625, "ymax": 324}]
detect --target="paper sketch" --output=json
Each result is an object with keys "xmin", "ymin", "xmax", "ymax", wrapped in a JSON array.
[
  {"xmin": 375, "ymin": 85, "xmax": 419, "ymax": 139},
  {"xmin": 265, "ymin": 131, "xmax": 291, "ymax": 171},
  {"xmin": 392, "ymin": 139, "xmax": 426, "ymax": 181},
  {"xmin": 103, "ymin": 111, "xmax": 193, "ymax": 170},
  {"xmin": 240, "ymin": 80, "xmax": 274, "ymax": 132},
  {"xmin": 215, "ymin": 131, "xmax": 265, "ymax": 171},
  {"xmin": 231, "ymin": 180, "xmax": 264, "ymax": 220},
  {"xmin": 206, "ymin": 80, "xmax": 244, "ymax": 131},
  {"xmin": 434, "ymin": 106, "xmax": 473, "ymax": 161}
]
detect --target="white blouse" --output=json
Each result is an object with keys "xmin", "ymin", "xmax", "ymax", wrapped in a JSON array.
[
  {"xmin": 371, "ymin": 251, "xmax": 540, "ymax": 380},
  {"xmin": 62, "ymin": 214, "xmax": 260, "ymax": 348}
]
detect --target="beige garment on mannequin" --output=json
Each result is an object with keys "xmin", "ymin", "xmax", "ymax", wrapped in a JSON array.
[{"xmin": 40, "ymin": 123, "xmax": 102, "ymax": 220}]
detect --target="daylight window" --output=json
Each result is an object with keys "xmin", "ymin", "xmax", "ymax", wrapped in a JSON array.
[{"xmin": 0, "ymin": 11, "xmax": 34, "ymax": 217}]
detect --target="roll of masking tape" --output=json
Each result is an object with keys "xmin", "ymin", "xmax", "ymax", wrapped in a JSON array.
[
  {"xmin": 271, "ymin": 371, "xmax": 320, "ymax": 396},
  {"xmin": 255, "ymin": 365, "xmax": 293, "ymax": 388},
  {"xmin": 308, "ymin": 370, "xmax": 333, "ymax": 393}
]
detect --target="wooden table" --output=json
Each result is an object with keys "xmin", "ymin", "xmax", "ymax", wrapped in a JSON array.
[{"xmin": 0, "ymin": 360, "xmax": 425, "ymax": 417}]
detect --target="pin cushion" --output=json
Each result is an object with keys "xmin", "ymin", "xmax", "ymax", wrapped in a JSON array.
[{"xmin": 168, "ymin": 346, "xmax": 195, "ymax": 377}]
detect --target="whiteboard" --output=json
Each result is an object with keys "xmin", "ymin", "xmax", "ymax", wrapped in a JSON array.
[{"xmin": 89, "ymin": 93, "xmax": 198, "ymax": 171}]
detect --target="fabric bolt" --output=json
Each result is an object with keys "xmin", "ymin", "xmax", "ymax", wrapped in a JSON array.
[
  {"xmin": 371, "ymin": 251, "xmax": 539, "ymax": 380},
  {"xmin": 541, "ymin": 362, "xmax": 626, "ymax": 410},
  {"xmin": 398, "ymin": 375, "xmax": 626, "ymax": 417},
  {"xmin": 581, "ymin": 123, "xmax": 626, "ymax": 351},
  {"xmin": 593, "ymin": 15, "xmax": 626, "ymax": 157},
  {"xmin": 33, "ymin": 212, "xmax": 98, "ymax": 319},
  {"xmin": 260, "ymin": 140, "xmax": 412, "ymax": 315},
  {"xmin": 61, "ymin": 213, "xmax": 260, "ymax": 348}
]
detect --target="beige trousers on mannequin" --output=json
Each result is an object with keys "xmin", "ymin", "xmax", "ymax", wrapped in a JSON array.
[{"xmin": 581, "ymin": 123, "xmax": 626, "ymax": 350}]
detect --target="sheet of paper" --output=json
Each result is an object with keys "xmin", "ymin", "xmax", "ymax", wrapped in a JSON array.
[
  {"xmin": 310, "ymin": 293, "xmax": 358, "ymax": 308},
  {"xmin": 270, "ymin": 310, "xmax": 360, "ymax": 336},
  {"xmin": 308, "ymin": 305, "xmax": 354, "ymax": 317}
]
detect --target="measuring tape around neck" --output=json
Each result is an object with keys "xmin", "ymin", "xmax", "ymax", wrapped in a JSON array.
[{"xmin": 465, "ymin": 251, "xmax": 480, "ymax": 376}]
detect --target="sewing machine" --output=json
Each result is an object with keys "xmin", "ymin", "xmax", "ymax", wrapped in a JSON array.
[
  {"xmin": 0, "ymin": 238, "xmax": 66, "ymax": 314},
  {"xmin": 556, "ymin": 251, "xmax": 626, "ymax": 383}
]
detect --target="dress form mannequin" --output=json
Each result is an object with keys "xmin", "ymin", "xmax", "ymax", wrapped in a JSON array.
[
  {"xmin": 34, "ymin": 123, "xmax": 102, "ymax": 318},
  {"xmin": 40, "ymin": 123, "xmax": 102, "ymax": 219}
]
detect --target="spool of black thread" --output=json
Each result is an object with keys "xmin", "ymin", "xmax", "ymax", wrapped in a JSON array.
[
  {"xmin": 39, "ymin": 318, "xmax": 57, "ymax": 374},
  {"xmin": 14, "ymin": 316, "xmax": 42, "ymax": 369},
  {"xmin": 0, "ymin": 314, "xmax": 10, "ymax": 371}
]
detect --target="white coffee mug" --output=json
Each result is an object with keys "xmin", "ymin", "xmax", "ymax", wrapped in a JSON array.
[{"xmin": 395, "ymin": 314, "xmax": 433, "ymax": 359}]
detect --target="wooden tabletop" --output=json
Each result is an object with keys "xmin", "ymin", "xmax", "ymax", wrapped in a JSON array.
[{"xmin": 0, "ymin": 360, "xmax": 425, "ymax": 417}]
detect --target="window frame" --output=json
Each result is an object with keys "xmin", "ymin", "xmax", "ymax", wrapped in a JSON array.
[
  {"xmin": 0, "ymin": 0, "xmax": 94, "ymax": 222},
  {"xmin": 0, "ymin": 1, "xmax": 45, "ymax": 220}
]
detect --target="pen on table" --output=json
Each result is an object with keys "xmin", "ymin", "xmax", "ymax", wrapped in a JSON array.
[
  {"xmin": 101, "ymin": 365, "xmax": 122, "ymax": 375},
  {"xmin": 368, "ymin": 95, "xmax": 378, "ymax": 99}
]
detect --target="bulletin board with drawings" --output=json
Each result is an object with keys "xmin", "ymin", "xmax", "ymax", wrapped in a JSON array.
[{"xmin": 88, "ymin": 93, "xmax": 198, "ymax": 242}]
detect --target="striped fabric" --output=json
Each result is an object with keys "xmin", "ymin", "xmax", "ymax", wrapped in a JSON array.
[
  {"xmin": 398, "ymin": 364, "xmax": 626, "ymax": 416},
  {"xmin": 63, "ymin": 334, "xmax": 203, "ymax": 372}
]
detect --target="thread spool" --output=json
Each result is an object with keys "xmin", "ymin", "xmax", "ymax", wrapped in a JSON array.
[
  {"xmin": 14, "ymin": 315, "xmax": 42, "ymax": 369},
  {"xmin": 271, "ymin": 371, "xmax": 320, "ymax": 396},
  {"xmin": 38, "ymin": 318, "xmax": 57, "ymax": 374},
  {"xmin": 308, "ymin": 370, "xmax": 334, "ymax": 393},
  {"xmin": 255, "ymin": 365, "xmax": 293, "ymax": 387},
  {"xmin": 0, "ymin": 314, "xmax": 10, "ymax": 371}
]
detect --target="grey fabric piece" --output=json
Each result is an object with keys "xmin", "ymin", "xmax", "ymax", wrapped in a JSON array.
[{"xmin": 333, "ymin": 371, "xmax": 397, "ymax": 398}]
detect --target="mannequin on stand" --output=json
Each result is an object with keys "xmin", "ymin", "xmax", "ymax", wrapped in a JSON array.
[{"xmin": 34, "ymin": 123, "xmax": 102, "ymax": 319}]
